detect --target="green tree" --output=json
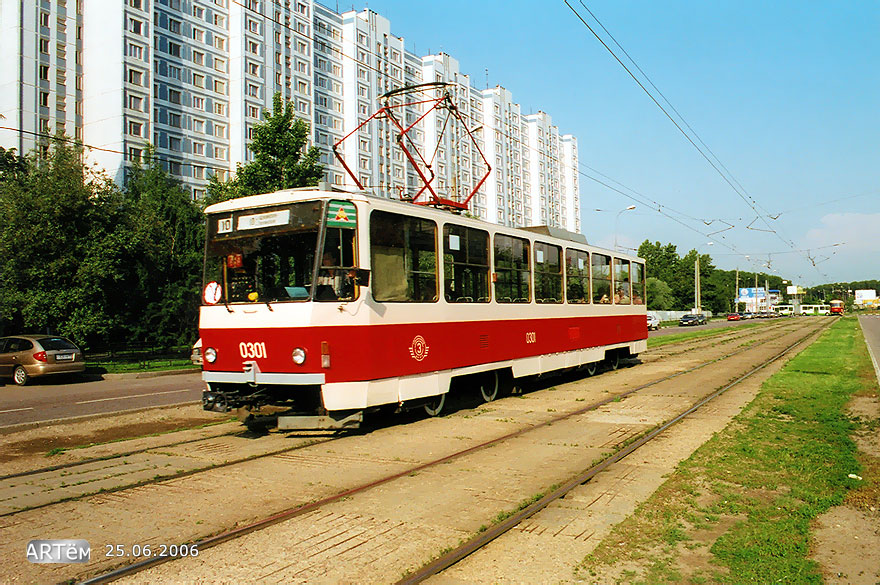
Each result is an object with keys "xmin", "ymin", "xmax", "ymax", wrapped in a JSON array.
[
  {"xmin": 645, "ymin": 277, "xmax": 675, "ymax": 310},
  {"xmin": 122, "ymin": 149, "xmax": 204, "ymax": 346},
  {"xmin": 638, "ymin": 240, "xmax": 679, "ymax": 284},
  {"xmin": 206, "ymin": 93, "xmax": 323, "ymax": 204},
  {"xmin": 0, "ymin": 135, "xmax": 127, "ymax": 343}
]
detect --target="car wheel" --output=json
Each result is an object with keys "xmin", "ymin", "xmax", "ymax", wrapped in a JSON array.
[{"xmin": 13, "ymin": 366, "xmax": 30, "ymax": 386}]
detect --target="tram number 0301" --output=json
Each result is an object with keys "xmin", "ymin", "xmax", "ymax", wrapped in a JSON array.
[
  {"xmin": 525, "ymin": 331, "xmax": 537, "ymax": 344},
  {"xmin": 239, "ymin": 342, "xmax": 267, "ymax": 359}
]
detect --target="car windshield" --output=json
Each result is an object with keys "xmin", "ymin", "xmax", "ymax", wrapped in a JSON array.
[{"xmin": 37, "ymin": 337, "xmax": 77, "ymax": 350}]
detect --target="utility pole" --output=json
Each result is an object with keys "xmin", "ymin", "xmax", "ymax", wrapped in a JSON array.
[
  {"xmin": 754, "ymin": 272, "xmax": 758, "ymax": 313},
  {"xmin": 694, "ymin": 258, "xmax": 701, "ymax": 313},
  {"xmin": 735, "ymin": 268, "xmax": 739, "ymax": 312}
]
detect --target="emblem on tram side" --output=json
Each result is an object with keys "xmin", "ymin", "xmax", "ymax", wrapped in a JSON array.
[{"xmin": 409, "ymin": 335, "xmax": 429, "ymax": 361}]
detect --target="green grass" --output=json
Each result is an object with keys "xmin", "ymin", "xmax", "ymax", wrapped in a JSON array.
[
  {"xmin": 648, "ymin": 320, "xmax": 769, "ymax": 348},
  {"xmin": 579, "ymin": 317, "xmax": 876, "ymax": 584}
]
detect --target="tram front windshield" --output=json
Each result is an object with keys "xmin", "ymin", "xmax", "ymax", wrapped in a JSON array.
[{"xmin": 203, "ymin": 201, "xmax": 357, "ymax": 304}]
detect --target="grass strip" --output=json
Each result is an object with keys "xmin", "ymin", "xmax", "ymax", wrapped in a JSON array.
[{"xmin": 578, "ymin": 317, "xmax": 876, "ymax": 584}]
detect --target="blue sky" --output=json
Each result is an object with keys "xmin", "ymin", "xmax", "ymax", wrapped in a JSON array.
[{"xmin": 349, "ymin": 1, "xmax": 879, "ymax": 286}]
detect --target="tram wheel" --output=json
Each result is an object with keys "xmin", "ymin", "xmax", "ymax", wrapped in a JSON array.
[
  {"xmin": 585, "ymin": 362, "xmax": 598, "ymax": 376},
  {"xmin": 606, "ymin": 351, "xmax": 620, "ymax": 371},
  {"xmin": 424, "ymin": 393, "xmax": 446, "ymax": 417},
  {"xmin": 478, "ymin": 371, "xmax": 500, "ymax": 403}
]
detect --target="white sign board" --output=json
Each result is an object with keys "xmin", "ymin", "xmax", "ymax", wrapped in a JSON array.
[
  {"xmin": 237, "ymin": 210, "xmax": 290, "ymax": 231},
  {"xmin": 855, "ymin": 289, "xmax": 877, "ymax": 303}
]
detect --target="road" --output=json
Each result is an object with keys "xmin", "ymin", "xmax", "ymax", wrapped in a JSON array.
[
  {"xmin": 858, "ymin": 314, "xmax": 880, "ymax": 384},
  {"xmin": 649, "ymin": 315, "xmax": 764, "ymax": 337},
  {"xmin": 0, "ymin": 371, "xmax": 203, "ymax": 429}
]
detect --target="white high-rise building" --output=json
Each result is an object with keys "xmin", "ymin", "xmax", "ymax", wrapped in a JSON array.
[
  {"xmin": 0, "ymin": 0, "xmax": 83, "ymax": 157},
  {"xmin": 1, "ymin": 0, "xmax": 579, "ymax": 232}
]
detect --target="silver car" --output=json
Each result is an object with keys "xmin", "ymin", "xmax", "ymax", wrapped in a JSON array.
[
  {"xmin": 0, "ymin": 335, "xmax": 85, "ymax": 386},
  {"xmin": 646, "ymin": 313, "xmax": 660, "ymax": 330}
]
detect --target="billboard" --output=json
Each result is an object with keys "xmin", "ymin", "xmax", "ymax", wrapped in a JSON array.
[
  {"xmin": 855, "ymin": 289, "xmax": 877, "ymax": 303},
  {"xmin": 786, "ymin": 285, "xmax": 799, "ymax": 295},
  {"xmin": 738, "ymin": 287, "xmax": 766, "ymax": 303}
]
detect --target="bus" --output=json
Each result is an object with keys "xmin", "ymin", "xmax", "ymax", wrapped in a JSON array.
[{"xmin": 799, "ymin": 304, "xmax": 830, "ymax": 316}]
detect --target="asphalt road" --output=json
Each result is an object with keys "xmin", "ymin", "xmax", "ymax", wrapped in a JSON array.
[
  {"xmin": 0, "ymin": 371, "xmax": 204, "ymax": 429},
  {"xmin": 649, "ymin": 315, "xmax": 763, "ymax": 337},
  {"xmin": 858, "ymin": 315, "xmax": 880, "ymax": 384}
]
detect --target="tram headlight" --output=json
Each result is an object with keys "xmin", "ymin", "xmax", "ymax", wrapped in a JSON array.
[
  {"xmin": 204, "ymin": 347, "xmax": 217, "ymax": 363},
  {"xmin": 292, "ymin": 347, "xmax": 306, "ymax": 365}
]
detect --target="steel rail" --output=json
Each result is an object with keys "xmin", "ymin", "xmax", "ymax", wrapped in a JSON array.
[
  {"xmin": 72, "ymin": 320, "xmax": 828, "ymax": 585},
  {"xmin": 395, "ymin": 320, "xmax": 832, "ymax": 584}
]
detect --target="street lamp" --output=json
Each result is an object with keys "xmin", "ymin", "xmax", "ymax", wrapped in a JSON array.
[{"xmin": 614, "ymin": 205, "xmax": 636, "ymax": 251}]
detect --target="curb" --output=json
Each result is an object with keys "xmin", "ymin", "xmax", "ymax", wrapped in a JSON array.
[{"xmin": 86, "ymin": 368, "xmax": 202, "ymax": 381}]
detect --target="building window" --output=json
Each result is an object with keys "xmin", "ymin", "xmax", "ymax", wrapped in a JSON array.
[
  {"xmin": 192, "ymin": 73, "xmax": 204, "ymax": 88},
  {"xmin": 214, "ymin": 123, "xmax": 226, "ymax": 138},
  {"xmin": 169, "ymin": 137, "xmax": 181, "ymax": 151},
  {"xmin": 168, "ymin": 19, "xmax": 181, "ymax": 34},
  {"xmin": 168, "ymin": 65, "xmax": 181, "ymax": 79},
  {"xmin": 214, "ymin": 36, "xmax": 226, "ymax": 50},
  {"xmin": 193, "ymin": 118, "xmax": 205, "ymax": 133},
  {"xmin": 128, "ymin": 18, "xmax": 144, "ymax": 35},
  {"xmin": 247, "ymin": 62, "xmax": 260, "ymax": 76},
  {"xmin": 214, "ymin": 146, "xmax": 227, "ymax": 160},
  {"xmin": 128, "ymin": 42, "xmax": 144, "ymax": 60},
  {"xmin": 192, "ymin": 96, "xmax": 204, "ymax": 110},
  {"xmin": 192, "ymin": 27, "xmax": 204, "ymax": 43},
  {"xmin": 128, "ymin": 146, "xmax": 143, "ymax": 161},
  {"xmin": 39, "ymin": 65, "xmax": 50, "ymax": 81},
  {"xmin": 39, "ymin": 38, "xmax": 49, "ymax": 54},
  {"xmin": 247, "ymin": 105, "xmax": 259, "ymax": 118},
  {"xmin": 213, "ymin": 80, "xmax": 226, "ymax": 94},
  {"xmin": 127, "ymin": 69, "xmax": 143, "ymax": 85},
  {"xmin": 128, "ymin": 121, "xmax": 143, "ymax": 136},
  {"xmin": 247, "ymin": 84, "xmax": 259, "ymax": 97},
  {"xmin": 213, "ymin": 14, "xmax": 226, "ymax": 28},
  {"xmin": 169, "ymin": 113, "xmax": 181, "ymax": 127},
  {"xmin": 192, "ymin": 142, "xmax": 205, "ymax": 155},
  {"xmin": 214, "ymin": 101, "xmax": 226, "ymax": 115},
  {"xmin": 193, "ymin": 5, "xmax": 204, "ymax": 18},
  {"xmin": 192, "ymin": 50, "xmax": 204, "ymax": 65},
  {"xmin": 128, "ymin": 94, "xmax": 144, "ymax": 110},
  {"xmin": 168, "ymin": 42, "xmax": 181, "ymax": 57},
  {"xmin": 168, "ymin": 89, "xmax": 181, "ymax": 104},
  {"xmin": 213, "ymin": 57, "xmax": 226, "ymax": 72},
  {"xmin": 248, "ymin": 41, "xmax": 259, "ymax": 55}
]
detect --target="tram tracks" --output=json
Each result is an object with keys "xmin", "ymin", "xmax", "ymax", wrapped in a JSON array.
[
  {"xmin": 1, "ymin": 320, "xmax": 796, "ymax": 518},
  {"xmin": 66, "ymin": 319, "xmax": 830, "ymax": 584}
]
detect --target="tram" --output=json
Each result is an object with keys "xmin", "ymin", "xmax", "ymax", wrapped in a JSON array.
[
  {"xmin": 829, "ymin": 299, "xmax": 844, "ymax": 315},
  {"xmin": 198, "ymin": 187, "xmax": 648, "ymax": 429}
]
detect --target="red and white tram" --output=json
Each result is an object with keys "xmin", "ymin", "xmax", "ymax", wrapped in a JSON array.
[
  {"xmin": 199, "ymin": 187, "xmax": 648, "ymax": 429},
  {"xmin": 829, "ymin": 299, "xmax": 844, "ymax": 315}
]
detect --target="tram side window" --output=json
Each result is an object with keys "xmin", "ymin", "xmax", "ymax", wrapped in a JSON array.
[
  {"xmin": 494, "ymin": 234, "xmax": 530, "ymax": 303},
  {"xmin": 370, "ymin": 210, "xmax": 437, "ymax": 302},
  {"xmin": 565, "ymin": 249, "xmax": 589, "ymax": 304},
  {"xmin": 443, "ymin": 224, "xmax": 490, "ymax": 303},
  {"xmin": 592, "ymin": 253, "xmax": 611, "ymax": 303},
  {"xmin": 614, "ymin": 258, "xmax": 631, "ymax": 304},
  {"xmin": 631, "ymin": 261, "xmax": 645, "ymax": 305},
  {"xmin": 534, "ymin": 242, "xmax": 563, "ymax": 303}
]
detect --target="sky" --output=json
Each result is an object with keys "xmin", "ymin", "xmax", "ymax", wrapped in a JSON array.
[{"xmin": 344, "ymin": 1, "xmax": 879, "ymax": 286}]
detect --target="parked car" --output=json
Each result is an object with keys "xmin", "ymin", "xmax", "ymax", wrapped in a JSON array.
[
  {"xmin": 741, "ymin": 312, "xmax": 755, "ymax": 319},
  {"xmin": 679, "ymin": 314, "xmax": 707, "ymax": 326},
  {"xmin": 191, "ymin": 338, "xmax": 203, "ymax": 366},
  {"xmin": 727, "ymin": 313, "xmax": 741, "ymax": 321},
  {"xmin": 646, "ymin": 313, "xmax": 661, "ymax": 331},
  {"xmin": 0, "ymin": 335, "xmax": 85, "ymax": 386}
]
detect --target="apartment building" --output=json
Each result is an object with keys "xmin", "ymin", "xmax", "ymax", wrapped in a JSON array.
[
  {"xmin": 0, "ymin": 0, "xmax": 83, "ymax": 157},
  {"xmin": 0, "ymin": 1, "xmax": 580, "ymax": 232}
]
